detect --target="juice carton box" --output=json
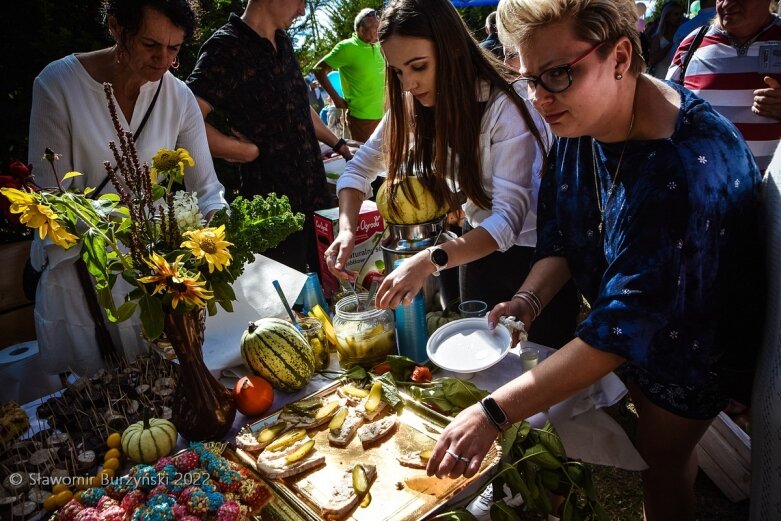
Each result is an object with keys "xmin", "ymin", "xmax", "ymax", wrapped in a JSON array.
[{"xmin": 314, "ymin": 201, "xmax": 385, "ymax": 299}]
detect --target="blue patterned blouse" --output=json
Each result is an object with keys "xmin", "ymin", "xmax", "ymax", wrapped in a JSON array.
[{"xmin": 536, "ymin": 84, "xmax": 764, "ymax": 417}]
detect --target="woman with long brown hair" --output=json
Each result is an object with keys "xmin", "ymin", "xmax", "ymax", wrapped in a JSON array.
[{"xmin": 324, "ymin": 0, "xmax": 579, "ymax": 347}]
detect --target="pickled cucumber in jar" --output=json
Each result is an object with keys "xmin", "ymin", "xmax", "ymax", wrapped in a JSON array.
[
  {"xmin": 333, "ymin": 293, "xmax": 396, "ymax": 369},
  {"xmin": 297, "ymin": 317, "xmax": 330, "ymax": 371}
]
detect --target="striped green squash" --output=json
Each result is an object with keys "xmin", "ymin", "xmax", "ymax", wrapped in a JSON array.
[
  {"xmin": 240, "ymin": 318, "xmax": 315, "ymax": 392},
  {"xmin": 121, "ymin": 417, "xmax": 177, "ymax": 464}
]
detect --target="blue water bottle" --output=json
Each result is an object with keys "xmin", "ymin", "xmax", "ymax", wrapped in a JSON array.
[{"xmin": 393, "ymin": 259, "xmax": 429, "ymax": 363}]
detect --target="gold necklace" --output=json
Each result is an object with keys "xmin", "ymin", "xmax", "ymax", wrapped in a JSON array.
[{"xmin": 591, "ymin": 112, "xmax": 635, "ymax": 235}]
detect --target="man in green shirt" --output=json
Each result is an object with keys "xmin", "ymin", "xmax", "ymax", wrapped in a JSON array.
[{"xmin": 314, "ymin": 8, "xmax": 385, "ymax": 142}]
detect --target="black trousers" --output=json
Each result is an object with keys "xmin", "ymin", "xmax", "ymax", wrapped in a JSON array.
[{"xmin": 459, "ymin": 243, "xmax": 579, "ymax": 349}]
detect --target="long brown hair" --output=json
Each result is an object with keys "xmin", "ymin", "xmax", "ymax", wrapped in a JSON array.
[{"xmin": 378, "ymin": 0, "xmax": 548, "ymax": 216}]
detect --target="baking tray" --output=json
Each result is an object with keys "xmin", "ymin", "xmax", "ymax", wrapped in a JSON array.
[{"xmin": 233, "ymin": 381, "xmax": 502, "ymax": 521}]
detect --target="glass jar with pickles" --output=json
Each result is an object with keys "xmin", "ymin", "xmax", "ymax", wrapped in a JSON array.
[
  {"xmin": 333, "ymin": 293, "xmax": 396, "ymax": 368},
  {"xmin": 297, "ymin": 317, "xmax": 330, "ymax": 371}
]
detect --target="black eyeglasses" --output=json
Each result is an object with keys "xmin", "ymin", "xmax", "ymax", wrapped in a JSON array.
[{"xmin": 519, "ymin": 42, "xmax": 606, "ymax": 94}]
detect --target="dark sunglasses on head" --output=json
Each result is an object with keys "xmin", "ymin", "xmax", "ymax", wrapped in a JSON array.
[{"xmin": 519, "ymin": 41, "xmax": 606, "ymax": 94}]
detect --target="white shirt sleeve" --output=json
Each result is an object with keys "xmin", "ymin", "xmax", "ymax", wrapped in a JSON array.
[
  {"xmin": 470, "ymin": 84, "xmax": 548, "ymax": 251},
  {"xmin": 336, "ymin": 115, "xmax": 388, "ymax": 198}
]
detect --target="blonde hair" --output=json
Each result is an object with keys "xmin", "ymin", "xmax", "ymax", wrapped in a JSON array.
[{"xmin": 497, "ymin": 0, "xmax": 645, "ymax": 76}]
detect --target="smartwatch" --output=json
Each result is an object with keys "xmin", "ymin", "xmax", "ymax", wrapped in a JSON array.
[
  {"xmin": 480, "ymin": 396, "xmax": 511, "ymax": 432},
  {"xmin": 427, "ymin": 246, "xmax": 449, "ymax": 276}
]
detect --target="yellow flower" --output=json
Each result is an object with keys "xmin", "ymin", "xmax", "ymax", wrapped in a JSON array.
[
  {"xmin": 138, "ymin": 252, "xmax": 212, "ymax": 309},
  {"xmin": 138, "ymin": 252, "xmax": 180, "ymax": 296},
  {"xmin": 169, "ymin": 274, "xmax": 212, "ymax": 310},
  {"xmin": 181, "ymin": 225, "xmax": 233, "ymax": 273},
  {"xmin": 151, "ymin": 147, "xmax": 194, "ymax": 185},
  {"xmin": 0, "ymin": 188, "xmax": 78, "ymax": 248}
]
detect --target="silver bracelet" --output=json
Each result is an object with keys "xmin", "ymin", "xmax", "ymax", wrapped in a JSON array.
[{"xmin": 512, "ymin": 290, "xmax": 541, "ymax": 320}]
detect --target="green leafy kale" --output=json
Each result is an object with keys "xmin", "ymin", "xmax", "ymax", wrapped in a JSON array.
[{"xmin": 211, "ymin": 193, "xmax": 305, "ymax": 279}]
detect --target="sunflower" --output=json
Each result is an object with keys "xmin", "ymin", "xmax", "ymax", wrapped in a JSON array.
[
  {"xmin": 181, "ymin": 225, "xmax": 233, "ymax": 273},
  {"xmin": 0, "ymin": 188, "xmax": 78, "ymax": 248},
  {"xmin": 138, "ymin": 252, "xmax": 181, "ymax": 295},
  {"xmin": 150, "ymin": 147, "xmax": 194, "ymax": 185},
  {"xmin": 168, "ymin": 274, "xmax": 212, "ymax": 310},
  {"xmin": 138, "ymin": 253, "xmax": 212, "ymax": 309}
]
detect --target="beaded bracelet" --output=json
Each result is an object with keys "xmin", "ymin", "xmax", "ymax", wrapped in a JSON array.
[{"xmin": 512, "ymin": 289, "xmax": 541, "ymax": 320}]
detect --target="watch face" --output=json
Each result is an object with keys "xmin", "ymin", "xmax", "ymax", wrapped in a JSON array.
[
  {"xmin": 431, "ymin": 248, "xmax": 448, "ymax": 267},
  {"xmin": 483, "ymin": 397, "xmax": 507, "ymax": 424}
]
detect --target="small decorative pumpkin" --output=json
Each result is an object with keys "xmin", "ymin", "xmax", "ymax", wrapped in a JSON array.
[
  {"xmin": 426, "ymin": 308, "xmax": 461, "ymax": 336},
  {"xmin": 121, "ymin": 417, "xmax": 177, "ymax": 464},
  {"xmin": 233, "ymin": 375, "xmax": 275, "ymax": 417},
  {"xmin": 375, "ymin": 178, "xmax": 447, "ymax": 224}
]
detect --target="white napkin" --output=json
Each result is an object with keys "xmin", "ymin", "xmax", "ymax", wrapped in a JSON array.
[{"xmin": 202, "ymin": 254, "xmax": 308, "ymax": 373}]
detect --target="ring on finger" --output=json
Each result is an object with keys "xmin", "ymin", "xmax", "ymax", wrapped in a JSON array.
[{"xmin": 445, "ymin": 449, "xmax": 470, "ymax": 464}]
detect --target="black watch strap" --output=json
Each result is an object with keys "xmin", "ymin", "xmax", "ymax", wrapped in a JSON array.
[{"xmin": 480, "ymin": 396, "xmax": 510, "ymax": 432}]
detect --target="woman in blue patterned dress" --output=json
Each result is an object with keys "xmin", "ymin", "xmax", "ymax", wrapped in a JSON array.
[{"xmin": 426, "ymin": 0, "xmax": 764, "ymax": 519}]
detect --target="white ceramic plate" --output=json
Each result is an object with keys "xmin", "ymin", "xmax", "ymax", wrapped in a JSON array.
[{"xmin": 426, "ymin": 318, "xmax": 512, "ymax": 374}]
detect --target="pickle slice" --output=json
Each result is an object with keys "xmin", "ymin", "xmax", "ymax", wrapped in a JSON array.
[
  {"xmin": 341, "ymin": 384, "xmax": 370, "ymax": 398},
  {"xmin": 360, "ymin": 491, "xmax": 372, "ymax": 508},
  {"xmin": 266, "ymin": 429, "xmax": 307, "ymax": 452},
  {"xmin": 364, "ymin": 381, "xmax": 383, "ymax": 413},
  {"xmin": 315, "ymin": 400, "xmax": 340, "ymax": 420},
  {"xmin": 329, "ymin": 406, "xmax": 349, "ymax": 432},
  {"xmin": 352, "ymin": 464, "xmax": 369, "ymax": 495},
  {"xmin": 285, "ymin": 439, "xmax": 315, "ymax": 464},
  {"xmin": 285, "ymin": 397, "xmax": 322, "ymax": 416},
  {"xmin": 258, "ymin": 421, "xmax": 288, "ymax": 444},
  {"xmin": 420, "ymin": 449, "xmax": 433, "ymax": 462}
]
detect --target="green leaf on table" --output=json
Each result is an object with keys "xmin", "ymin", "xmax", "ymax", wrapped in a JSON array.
[
  {"xmin": 374, "ymin": 372, "xmax": 402, "ymax": 408},
  {"xmin": 489, "ymin": 500, "xmax": 522, "ymax": 521},
  {"xmin": 410, "ymin": 386, "xmax": 454, "ymax": 415},
  {"xmin": 440, "ymin": 377, "xmax": 489, "ymax": 409},
  {"xmin": 340, "ymin": 365, "xmax": 367, "ymax": 382},
  {"xmin": 537, "ymin": 428, "xmax": 566, "ymax": 459},
  {"xmin": 386, "ymin": 354, "xmax": 417, "ymax": 381},
  {"xmin": 524, "ymin": 443, "xmax": 561, "ymax": 470},
  {"xmin": 499, "ymin": 462, "xmax": 531, "ymax": 501}
]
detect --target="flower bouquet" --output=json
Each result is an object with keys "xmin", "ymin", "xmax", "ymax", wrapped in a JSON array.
[{"xmin": 1, "ymin": 84, "xmax": 305, "ymax": 439}]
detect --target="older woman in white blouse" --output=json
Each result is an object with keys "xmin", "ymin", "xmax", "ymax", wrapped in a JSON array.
[{"xmin": 28, "ymin": 0, "xmax": 226, "ymax": 375}]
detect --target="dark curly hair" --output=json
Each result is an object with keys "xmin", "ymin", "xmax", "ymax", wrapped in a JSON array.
[{"xmin": 102, "ymin": 0, "xmax": 201, "ymax": 48}]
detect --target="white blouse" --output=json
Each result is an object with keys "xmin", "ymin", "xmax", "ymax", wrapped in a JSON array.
[
  {"xmin": 28, "ymin": 54, "xmax": 227, "ymax": 375},
  {"xmin": 336, "ymin": 81, "xmax": 549, "ymax": 250}
]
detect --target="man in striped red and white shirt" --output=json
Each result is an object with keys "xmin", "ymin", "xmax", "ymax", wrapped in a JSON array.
[{"xmin": 667, "ymin": 0, "xmax": 781, "ymax": 172}]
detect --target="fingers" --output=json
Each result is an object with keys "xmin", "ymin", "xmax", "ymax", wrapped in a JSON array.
[
  {"xmin": 426, "ymin": 443, "xmax": 484, "ymax": 479},
  {"xmin": 486, "ymin": 301, "xmax": 511, "ymax": 328},
  {"xmin": 374, "ymin": 277, "xmax": 416, "ymax": 309},
  {"xmin": 764, "ymin": 75, "xmax": 781, "ymax": 89}
]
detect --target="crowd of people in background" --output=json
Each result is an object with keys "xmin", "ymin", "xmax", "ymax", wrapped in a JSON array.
[{"xmin": 23, "ymin": 0, "xmax": 781, "ymax": 519}]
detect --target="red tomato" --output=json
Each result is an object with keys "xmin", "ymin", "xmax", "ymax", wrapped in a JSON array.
[
  {"xmin": 233, "ymin": 375, "xmax": 274, "ymax": 417},
  {"xmin": 410, "ymin": 366, "xmax": 432, "ymax": 383}
]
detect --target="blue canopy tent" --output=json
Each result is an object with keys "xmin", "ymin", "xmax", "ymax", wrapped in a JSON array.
[{"xmin": 451, "ymin": 1, "xmax": 499, "ymax": 6}]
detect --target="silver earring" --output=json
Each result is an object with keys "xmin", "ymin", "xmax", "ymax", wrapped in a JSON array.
[{"xmin": 615, "ymin": 73, "xmax": 623, "ymax": 80}]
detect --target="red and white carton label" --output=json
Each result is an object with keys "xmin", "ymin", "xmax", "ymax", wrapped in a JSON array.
[{"xmin": 314, "ymin": 201, "xmax": 385, "ymax": 299}]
